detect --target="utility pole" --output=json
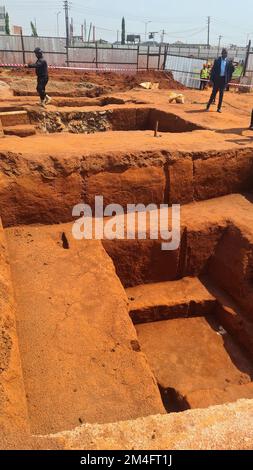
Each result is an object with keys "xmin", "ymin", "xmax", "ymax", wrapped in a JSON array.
[
  {"xmin": 20, "ymin": 28, "xmax": 26, "ymax": 65},
  {"xmin": 207, "ymin": 16, "xmax": 210, "ymax": 48},
  {"xmin": 161, "ymin": 29, "xmax": 165, "ymax": 44},
  {"xmin": 121, "ymin": 17, "xmax": 126, "ymax": 45},
  {"xmin": 217, "ymin": 35, "xmax": 222, "ymax": 57},
  {"xmin": 243, "ymin": 39, "xmax": 251, "ymax": 77},
  {"xmin": 88, "ymin": 22, "xmax": 92, "ymax": 43},
  {"xmin": 84, "ymin": 20, "xmax": 87, "ymax": 42},
  {"xmin": 70, "ymin": 17, "xmax": 74, "ymax": 44},
  {"xmin": 63, "ymin": 0, "xmax": 70, "ymax": 65}
]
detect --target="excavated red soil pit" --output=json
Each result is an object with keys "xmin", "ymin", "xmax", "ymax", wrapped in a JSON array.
[
  {"xmin": 50, "ymin": 96, "xmax": 148, "ymax": 108},
  {"xmin": 125, "ymin": 276, "xmax": 253, "ymax": 411},
  {"xmin": 136, "ymin": 315, "xmax": 253, "ymax": 412},
  {"xmin": 1, "ymin": 77, "xmax": 253, "ymax": 445},
  {"xmin": 28, "ymin": 107, "xmax": 204, "ymax": 134},
  {"xmin": 3, "ymin": 218, "xmax": 253, "ymax": 432},
  {"xmin": 1, "ymin": 188, "xmax": 253, "ymax": 439}
]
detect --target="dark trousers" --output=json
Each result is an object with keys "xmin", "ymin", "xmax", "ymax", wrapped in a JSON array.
[
  {"xmin": 37, "ymin": 76, "xmax": 48, "ymax": 101},
  {"xmin": 207, "ymin": 76, "xmax": 226, "ymax": 110},
  {"xmin": 250, "ymin": 109, "xmax": 253, "ymax": 129},
  {"xmin": 200, "ymin": 79, "xmax": 207, "ymax": 90}
]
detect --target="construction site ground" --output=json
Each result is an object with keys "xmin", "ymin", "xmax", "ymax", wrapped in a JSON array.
[{"xmin": 0, "ymin": 69, "xmax": 253, "ymax": 450}]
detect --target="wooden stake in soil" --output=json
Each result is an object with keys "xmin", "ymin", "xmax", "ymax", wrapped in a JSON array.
[{"xmin": 154, "ymin": 120, "xmax": 159, "ymax": 137}]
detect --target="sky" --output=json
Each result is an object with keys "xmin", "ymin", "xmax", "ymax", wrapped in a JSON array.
[{"xmin": 2, "ymin": 0, "xmax": 253, "ymax": 46}]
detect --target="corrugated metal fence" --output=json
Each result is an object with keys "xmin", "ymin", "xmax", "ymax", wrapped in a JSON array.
[
  {"xmin": 0, "ymin": 35, "xmax": 165, "ymax": 70},
  {"xmin": 0, "ymin": 36, "xmax": 68, "ymax": 66},
  {"xmin": 0, "ymin": 35, "xmax": 252, "ymax": 89},
  {"xmin": 245, "ymin": 53, "xmax": 253, "ymax": 77},
  {"xmin": 165, "ymin": 55, "xmax": 204, "ymax": 88},
  {"xmin": 0, "ymin": 35, "xmax": 250, "ymax": 68}
]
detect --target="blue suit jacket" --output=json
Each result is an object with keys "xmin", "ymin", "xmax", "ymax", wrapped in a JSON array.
[{"xmin": 210, "ymin": 57, "xmax": 235, "ymax": 85}]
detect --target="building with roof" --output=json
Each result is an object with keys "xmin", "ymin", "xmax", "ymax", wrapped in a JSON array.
[{"xmin": 0, "ymin": 6, "xmax": 5, "ymax": 35}]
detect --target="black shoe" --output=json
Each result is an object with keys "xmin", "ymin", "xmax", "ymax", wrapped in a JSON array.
[
  {"xmin": 217, "ymin": 109, "xmax": 222, "ymax": 113},
  {"xmin": 205, "ymin": 106, "xmax": 210, "ymax": 111}
]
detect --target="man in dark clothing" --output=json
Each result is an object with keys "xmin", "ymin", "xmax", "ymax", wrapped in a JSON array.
[
  {"xmin": 206, "ymin": 48, "xmax": 234, "ymax": 113},
  {"xmin": 28, "ymin": 47, "xmax": 51, "ymax": 107}
]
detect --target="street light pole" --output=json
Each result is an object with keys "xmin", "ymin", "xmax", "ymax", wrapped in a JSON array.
[
  {"xmin": 144, "ymin": 21, "xmax": 151, "ymax": 42},
  {"xmin": 246, "ymin": 33, "xmax": 253, "ymax": 46},
  {"xmin": 217, "ymin": 35, "xmax": 222, "ymax": 57},
  {"xmin": 56, "ymin": 11, "xmax": 61, "ymax": 37},
  {"xmin": 207, "ymin": 16, "xmax": 211, "ymax": 48}
]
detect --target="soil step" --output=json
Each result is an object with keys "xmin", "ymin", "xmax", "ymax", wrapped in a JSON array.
[
  {"xmin": 3, "ymin": 124, "xmax": 36, "ymax": 137},
  {"xmin": 0, "ymin": 106, "xmax": 25, "ymax": 112},
  {"xmin": 136, "ymin": 315, "xmax": 253, "ymax": 411},
  {"xmin": 201, "ymin": 276, "xmax": 253, "ymax": 361},
  {"xmin": 184, "ymin": 382, "xmax": 253, "ymax": 409},
  {"xmin": 126, "ymin": 277, "xmax": 217, "ymax": 324},
  {"xmin": 0, "ymin": 110, "xmax": 30, "ymax": 127}
]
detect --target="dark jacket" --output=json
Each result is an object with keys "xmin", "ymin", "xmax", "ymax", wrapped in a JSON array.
[
  {"xmin": 28, "ymin": 58, "xmax": 48, "ymax": 79},
  {"xmin": 210, "ymin": 57, "xmax": 234, "ymax": 85}
]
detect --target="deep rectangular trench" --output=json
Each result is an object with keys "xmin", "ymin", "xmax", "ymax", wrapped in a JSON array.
[
  {"xmin": 50, "ymin": 96, "xmax": 148, "ymax": 108},
  {"xmin": 28, "ymin": 107, "xmax": 205, "ymax": 134},
  {"xmin": 1, "ymin": 73, "xmax": 253, "ymax": 446},
  {"xmin": 124, "ymin": 273, "xmax": 253, "ymax": 413},
  {"xmin": 1, "ymin": 98, "xmax": 253, "ymax": 430},
  {"xmin": 2, "ymin": 198, "xmax": 253, "ymax": 432},
  {"xmin": 135, "ymin": 314, "xmax": 253, "ymax": 413},
  {"xmin": 102, "ymin": 212, "xmax": 253, "ymax": 412}
]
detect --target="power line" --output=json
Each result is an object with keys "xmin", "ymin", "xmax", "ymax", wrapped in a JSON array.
[
  {"xmin": 212, "ymin": 16, "xmax": 253, "ymax": 34},
  {"xmin": 71, "ymin": 2, "xmax": 204, "ymax": 25}
]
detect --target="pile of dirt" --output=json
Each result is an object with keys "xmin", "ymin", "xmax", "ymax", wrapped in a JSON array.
[
  {"xmin": 74, "ymin": 70, "xmax": 185, "ymax": 91},
  {"xmin": 4, "ymin": 77, "xmax": 111, "ymax": 98},
  {"xmin": 0, "ymin": 68, "xmax": 185, "ymax": 91},
  {"xmin": 121, "ymin": 70, "xmax": 185, "ymax": 90}
]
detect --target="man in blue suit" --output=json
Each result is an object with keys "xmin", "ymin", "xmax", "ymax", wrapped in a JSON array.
[{"xmin": 206, "ymin": 48, "xmax": 234, "ymax": 113}]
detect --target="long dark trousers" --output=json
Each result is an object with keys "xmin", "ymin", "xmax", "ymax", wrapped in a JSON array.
[
  {"xmin": 207, "ymin": 76, "xmax": 226, "ymax": 110},
  {"xmin": 37, "ymin": 77, "xmax": 48, "ymax": 101},
  {"xmin": 200, "ymin": 79, "xmax": 207, "ymax": 90}
]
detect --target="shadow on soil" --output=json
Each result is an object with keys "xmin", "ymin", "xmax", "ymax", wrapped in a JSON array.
[{"xmin": 206, "ymin": 315, "xmax": 253, "ymax": 380}]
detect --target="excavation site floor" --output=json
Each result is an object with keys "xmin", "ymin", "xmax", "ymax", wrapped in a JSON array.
[
  {"xmin": 1, "ymin": 125, "xmax": 253, "ymax": 151},
  {"xmin": 5, "ymin": 224, "xmax": 164, "ymax": 435},
  {"xmin": 0, "ymin": 75, "xmax": 253, "ymax": 450}
]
